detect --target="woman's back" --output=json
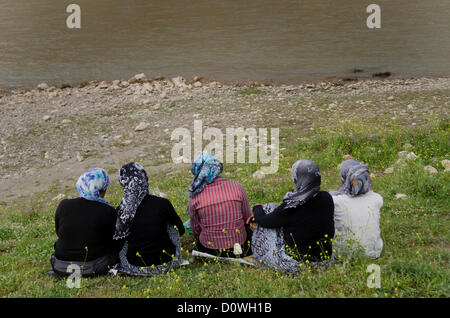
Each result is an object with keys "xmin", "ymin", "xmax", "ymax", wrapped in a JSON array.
[
  {"xmin": 125, "ymin": 194, "xmax": 185, "ymax": 266},
  {"xmin": 332, "ymin": 191, "xmax": 383, "ymax": 258},
  {"xmin": 54, "ymin": 198, "xmax": 116, "ymax": 262},
  {"xmin": 254, "ymin": 191, "xmax": 335, "ymax": 262},
  {"xmin": 189, "ymin": 177, "xmax": 252, "ymax": 250}
]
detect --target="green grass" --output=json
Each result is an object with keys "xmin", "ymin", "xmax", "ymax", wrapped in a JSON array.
[{"xmin": 0, "ymin": 117, "xmax": 449, "ymax": 298}]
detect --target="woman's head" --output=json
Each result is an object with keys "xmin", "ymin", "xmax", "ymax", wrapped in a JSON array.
[
  {"xmin": 291, "ymin": 159, "xmax": 321, "ymax": 190},
  {"xmin": 76, "ymin": 168, "xmax": 110, "ymax": 205},
  {"xmin": 118, "ymin": 162, "xmax": 149, "ymax": 192},
  {"xmin": 338, "ymin": 159, "xmax": 371, "ymax": 196},
  {"xmin": 189, "ymin": 152, "xmax": 223, "ymax": 198},
  {"xmin": 282, "ymin": 159, "xmax": 321, "ymax": 209}
]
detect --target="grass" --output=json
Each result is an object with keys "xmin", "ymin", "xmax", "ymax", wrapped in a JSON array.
[{"xmin": 0, "ymin": 116, "xmax": 448, "ymax": 298}]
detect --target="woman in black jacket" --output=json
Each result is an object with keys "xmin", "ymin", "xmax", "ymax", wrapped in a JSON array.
[
  {"xmin": 51, "ymin": 168, "xmax": 118, "ymax": 277},
  {"xmin": 250, "ymin": 159, "xmax": 335, "ymax": 273},
  {"xmin": 113, "ymin": 162, "xmax": 185, "ymax": 276}
]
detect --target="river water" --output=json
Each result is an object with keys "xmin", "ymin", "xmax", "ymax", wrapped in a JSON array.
[{"xmin": 0, "ymin": 0, "xmax": 449, "ymax": 89}]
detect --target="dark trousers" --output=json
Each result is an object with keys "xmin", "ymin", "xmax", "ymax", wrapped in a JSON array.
[{"xmin": 50, "ymin": 253, "xmax": 118, "ymax": 278}]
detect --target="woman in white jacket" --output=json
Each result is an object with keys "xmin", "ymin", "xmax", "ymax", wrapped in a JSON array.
[{"xmin": 330, "ymin": 159, "xmax": 383, "ymax": 259}]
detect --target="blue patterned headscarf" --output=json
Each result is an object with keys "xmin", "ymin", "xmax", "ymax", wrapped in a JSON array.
[
  {"xmin": 331, "ymin": 159, "xmax": 371, "ymax": 197},
  {"xmin": 189, "ymin": 153, "xmax": 223, "ymax": 198},
  {"xmin": 76, "ymin": 168, "xmax": 110, "ymax": 205}
]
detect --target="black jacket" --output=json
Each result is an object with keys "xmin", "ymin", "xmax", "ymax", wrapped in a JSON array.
[
  {"xmin": 253, "ymin": 191, "xmax": 335, "ymax": 262},
  {"xmin": 124, "ymin": 194, "xmax": 185, "ymax": 266},
  {"xmin": 54, "ymin": 198, "xmax": 117, "ymax": 262}
]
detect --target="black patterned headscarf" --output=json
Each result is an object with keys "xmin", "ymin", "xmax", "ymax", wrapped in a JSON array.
[
  {"xmin": 331, "ymin": 159, "xmax": 371, "ymax": 197},
  {"xmin": 282, "ymin": 159, "xmax": 321, "ymax": 209},
  {"xmin": 113, "ymin": 162, "xmax": 149, "ymax": 240}
]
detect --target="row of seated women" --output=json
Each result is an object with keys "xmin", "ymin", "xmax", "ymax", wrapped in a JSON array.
[{"xmin": 49, "ymin": 153, "xmax": 383, "ymax": 277}]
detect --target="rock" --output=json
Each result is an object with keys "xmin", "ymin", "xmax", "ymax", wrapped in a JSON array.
[
  {"xmin": 153, "ymin": 103, "xmax": 161, "ymax": 110},
  {"xmin": 129, "ymin": 73, "xmax": 147, "ymax": 84},
  {"xmin": 406, "ymin": 152, "xmax": 418, "ymax": 161},
  {"xmin": 123, "ymin": 140, "xmax": 133, "ymax": 145},
  {"xmin": 135, "ymin": 122, "xmax": 150, "ymax": 131},
  {"xmin": 76, "ymin": 152, "xmax": 84, "ymax": 162},
  {"xmin": 395, "ymin": 193, "xmax": 408, "ymax": 200},
  {"xmin": 97, "ymin": 82, "xmax": 109, "ymax": 89},
  {"xmin": 52, "ymin": 193, "xmax": 66, "ymax": 201},
  {"xmin": 403, "ymin": 143, "xmax": 413, "ymax": 150},
  {"xmin": 193, "ymin": 76, "xmax": 202, "ymax": 82},
  {"xmin": 37, "ymin": 83, "xmax": 49, "ymax": 91},
  {"xmin": 120, "ymin": 81, "xmax": 129, "ymax": 88},
  {"xmin": 60, "ymin": 82, "xmax": 71, "ymax": 89},
  {"xmin": 113, "ymin": 135, "xmax": 122, "ymax": 140},
  {"xmin": 193, "ymin": 81, "xmax": 202, "ymax": 87},
  {"xmin": 424, "ymin": 165, "xmax": 438, "ymax": 174},
  {"xmin": 61, "ymin": 119, "xmax": 72, "ymax": 124},
  {"xmin": 172, "ymin": 76, "xmax": 187, "ymax": 87},
  {"xmin": 112, "ymin": 80, "xmax": 121, "ymax": 86},
  {"xmin": 439, "ymin": 159, "xmax": 450, "ymax": 170},
  {"xmin": 252, "ymin": 170, "xmax": 265, "ymax": 180},
  {"xmin": 44, "ymin": 152, "xmax": 50, "ymax": 160},
  {"xmin": 384, "ymin": 167, "xmax": 394, "ymax": 174},
  {"xmin": 397, "ymin": 151, "xmax": 407, "ymax": 158},
  {"xmin": 387, "ymin": 96, "xmax": 395, "ymax": 101},
  {"xmin": 343, "ymin": 154, "xmax": 353, "ymax": 160},
  {"xmin": 43, "ymin": 115, "xmax": 51, "ymax": 121},
  {"xmin": 407, "ymin": 104, "xmax": 414, "ymax": 110}
]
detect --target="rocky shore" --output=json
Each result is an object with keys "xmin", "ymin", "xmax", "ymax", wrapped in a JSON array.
[{"xmin": 0, "ymin": 74, "xmax": 449, "ymax": 202}]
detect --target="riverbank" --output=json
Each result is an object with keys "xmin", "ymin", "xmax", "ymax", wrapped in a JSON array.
[{"xmin": 0, "ymin": 75, "xmax": 449, "ymax": 203}]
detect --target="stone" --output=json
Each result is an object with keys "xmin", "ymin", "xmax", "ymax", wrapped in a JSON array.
[
  {"xmin": 395, "ymin": 193, "xmax": 408, "ymax": 200},
  {"xmin": 441, "ymin": 159, "xmax": 450, "ymax": 171},
  {"xmin": 61, "ymin": 119, "xmax": 72, "ymax": 124},
  {"xmin": 123, "ymin": 140, "xmax": 132, "ymax": 145},
  {"xmin": 52, "ymin": 193, "xmax": 66, "ymax": 201},
  {"xmin": 193, "ymin": 81, "xmax": 202, "ymax": 87},
  {"xmin": 172, "ymin": 76, "xmax": 187, "ymax": 87},
  {"xmin": 37, "ymin": 83, "xmax": 49, "ymax": 90},
  {"xmin": 384, "ymin": 167, "xmax": 394, "ymax": 174},
  {"xmin": 387, "ymin": 96, "xmax": 395, "ymax": 101},
  {"xmin": 397, "ymin": 151, "xmax": 407, "ymax": 158},
  {"xmin": 129, "ymin": 73, "xmax": 147, "ymax": 84},
  {"xmin": 76, "ymin": 152, "xmax": 84, "ymax": 162},
  {"xmin": 252, "ymin": 170, "xmax": 265, "ymax": 180},
  {"xmin": 424, "ymin": 165, "xmax": 438, "ymax": 174},
  {"xmin": 406, "ymin": 152, "xmax": 418, "ymax": 161},
  {"xmin": 343, "ymin": 154, "xmax": 353, "ymax": 160},
  {"xmin": 403, "ymin": 143, "xmax": 413, "ymax": 150},
  {"xmin": 153, "ymin": 103, "xmax": 161, "ymax": 110},
  {"xmin": 135, "ymin": 122, "xmax": 150, "ymax": 131},
  {"xmin": 43, "ymin": 115, "xmax": 51, "ymax": 121}
]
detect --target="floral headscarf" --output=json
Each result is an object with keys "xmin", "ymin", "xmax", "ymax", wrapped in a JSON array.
[
  {"xmin": 282, "ymin": 159, "xmax": 321, "ymax": 209},
  {"xmin": 76, "ymin": 168, "xmax": 110, "ymax": 206},
  {"xmin": 331, "ymin": 159, "xmax": 371, "ymax": 197},
  {"xmin": 113, "ymin": 162, "xmax": 149, "ymax": 240},
  {"xmin": 189, "ymin": 153, "xmax": 223, "ymax": 198}
]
